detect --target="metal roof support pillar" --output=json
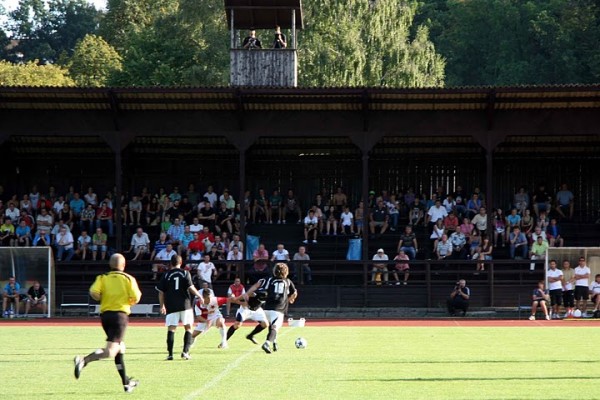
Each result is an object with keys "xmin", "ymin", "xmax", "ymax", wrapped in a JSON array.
[
  {"xmin": 291, "ymin": 8, "xmax": 296, "ymax": 49},
  {"xmin": 230, "ymin": 9, "xmax": 235, "ymax": 48},
  {"xmin": 238, "ymin": 148, "xmax": 246, "ymax": 242},
  {"xmin": 361, "ymin": 152, "xmax": 369, "ymax": 264},
  {"xmin": 114, "ymin": 138, "xmax": 123, "ymax": 252}
]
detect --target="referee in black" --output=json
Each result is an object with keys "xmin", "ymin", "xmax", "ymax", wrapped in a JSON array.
[
  {"xmin": 157, "ymin": 254, "xmax": 202, "ymax": 360},
  {"xmin": 73, "ymin": 253, "xmax": 142, "ymax": 393}
]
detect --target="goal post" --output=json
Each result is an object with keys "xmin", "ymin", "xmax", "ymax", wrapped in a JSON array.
[{"xmin": 0, "ymin": 247, "xmax": 53, "ymax": 318}]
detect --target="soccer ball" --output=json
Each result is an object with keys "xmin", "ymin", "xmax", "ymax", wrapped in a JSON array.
[
  {"xmin": 295, "ymin": 337, "xmax": 307, "ymax": 349},
  {"xmin": 573, "ymin": 309, "xmax": 582, "ymax": 318}
]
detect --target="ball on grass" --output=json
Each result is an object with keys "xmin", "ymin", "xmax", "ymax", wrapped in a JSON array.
[{"xmin": 295, "ymin": 337, "xmax": 307, "ymax": 349}]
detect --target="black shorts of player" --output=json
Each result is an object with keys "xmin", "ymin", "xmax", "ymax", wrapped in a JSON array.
[
  {"xmin": 549, "ymin": 289, "xmax": 563, "ymax": 306},
  {"xmin": 100, "ymin": 311, "xmax": 129, "ymax": 342},
  {"xmin": 574, "ymin": 286, "xmax": 589, "ymax": 301}
]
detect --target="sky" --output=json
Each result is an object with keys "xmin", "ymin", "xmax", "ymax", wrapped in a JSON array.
[{"xmin": 2, "ymin": 0, "xmax": 107, "ymax": 12}]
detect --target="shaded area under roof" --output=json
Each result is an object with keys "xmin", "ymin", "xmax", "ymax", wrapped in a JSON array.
[{"xmin": 225, "ymin": 0, "xmax": 303, "ymax": 29}]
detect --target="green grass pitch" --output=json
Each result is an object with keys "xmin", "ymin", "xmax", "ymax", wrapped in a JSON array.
[{"xmin": 3, "ymin": 324, "xmax": 600, "ymax": 399}]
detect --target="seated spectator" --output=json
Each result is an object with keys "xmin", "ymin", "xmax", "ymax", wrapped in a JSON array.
[
  {"xmin": 19, "ymin": 209, "xmax": 34, "ymax": 229},
  {"xmin": 531, "ymin": 226, "xmax": 547, "ymax": 243},
  {"xmin": 188, "ymin": 217, "xmax": 203, "ymax": 234},
  {"xmin": 179, "ymin": 196, "xmax": 194, "ymax": 224},
  {"xmin": 447, "ymin": 279, "xmax": 470, "ymax": 316},
  {"xmin": 370, "ymin": 200, "xmax": 389, "ymax": 236},
  {"xmin": 453, "ymin": 186, "xmax": 467, "ymax": 218},
  {"xmin": 69, "ymin": 192, "xmax": 85, "ymax": 221},
  {"xmin": 408, "ymin": 197, "xmax": 425, "ymax": 227},
  {"xmin": 215, "ymin": 202, "xmax": 234, "ymax": 234},
  {"xmin": 471, "ymin": 236, "xmax": 491, "ymax": 273},
  {"xmin": 198, "ymin": 226, "xmax": 215, "ymax": 252},
  {"xmin": 529, "ymin": 236, "xmax": 549, "ymax": 271},
  {"xmin": 430, "ymin": 218, "xmax": 445, "ymax": 250},
  {"xmin": 80, "ymin": 203, "xmax": 96, "ymax": 233},
  {"xmin": 160, "ymin": 213, "xmax": 172, "ymax": 233},
  {"xmin": 75, "ymin": 230, "xmax": 92, "ymax": 260},
  {"xmin": 271, "ymin": 243, "xmax": 290, "ymax": 263},
  {"xmin": 465, "ymin": 193, "xmax": 482, "ymax": 219},
  {"xmin": 513, "ymin": 187, "xmax": 529, "ymax": 215},
  {"xmin": 166, "ymin": 217, "xmax": 184, "ymax": 247},
  {"xmin": 187, "ymin": 232, "xmax": 205, "ymax": 255},
  {"xmin": 128, "ymin": 196, "xmax": 142, "ymax": 226},
  {"xmin": 58, "ymin": 203, "xmax": 74, "ymax": 231},
  {"xmin": 0, "ymin": 217, "xmax": 15, "ymax": 246},
  {"xmin": 20, "ymin": 194, "xmax": 33, "ymax": 215},
  {"xmin": 198, "ymin": 202, "xmax": 216, "ymax": 231},
  {"xmin": 520, "ymin": 208, "xmax": 534, "ymax": 237},
  {"xmin": 15, "ymin": 220, "xmax": 31, "ymax": 247},
  {"xmin": 51, "ymin": 219, "xmax": 70, "ymax": 244},
  {"xmin": 128, "ymin": 227, "xmax": 150, "ymax": 261},
  {"xmin": 555, "ymin": 183, "xmax": 574, "ymax": 220},
  {"xmin": 442, "ymin": 194, "xmax": 456, "ymax": 215},
  {"xmin": 426, "ymin": 199, "xmax": 448, "ymax": 232},
  {"xmin": 212, "ymin": 235, "xmax": 227, "ymax": 260},
  {"xmin": 471, "ymin": 207, "xmax": 488, "ymax": 237},
  {"xmin": 371, "ymin": 248, "xmax": 389, "ymax": 285},
  {"xmin": 53, "ymin": 195, "xmax": 66, "ymax": 215},
  {"xmin": 292, "ymin": 245, "xmax": 312, "ymax": 285},
  {"xmin": 84, "ymin": 187, "xmax": 98, "ymax": 207},
  {"xmin": 250, "ymin": 243, "xmax": 270, "ymax": 283},
  {"xmin": 443, "ymin": 211, "xmax": 459, "ymax": 232},
  {"xmin": 2, "ymin": 276, "xmax": 20, "ymax": 317},
  {"xmin": 546, "ymin": 218, "xmax": 564, "ymax": 247},
  {"xmin": 146, "ymin": 196, "xmax": 161, "ymax": 225},
  {"xmin": 5, "ymin": 202, "xmax": 20, "ymax": 223},
  {"xmin": 95, "ymin": 202, "xmax": 114, "ymax": 237},
  {"xmin": 450, "ymin": 227, "xmax": 467, "ymax": 260},
  {"xmin": 590, "ymin": 274, "xmax": 600, "ymax": 318},
  {"xmin": 397, "ymin": 225, "xmax": 418, "ymax": 260},
  {"xmin": 91, "ymin": 227, "xmax": 108, "ymax": 261},
  {"xmin": 178, "ymin": 225, "xmax": 194, "ymax": 257},
  {"xmin": 529, "ymin": 280, "xmax": 550, "ymax": 320},
  {"xmin": 354, "ymin": 201, "xmax": 365, "ymax": 236},
  {"xmin": 282, "ymin": 189, "xmax": 302, "ymax": 224},
  {"xmin": 252, "ymin": 188, "xmax": 270, "ymax": 223},
  {"xmin": 339, "ymin": 206, "xmax": 354, "ymax": 235},
  {"xmin": 55, "ymin": 226, "xmax": 74, "ymax": 261},
  {"xmin": 459, "ymin": 217, "xmax": 474, "ymax": 241},
  {"xmin": 231, "ymin": 233, "xmax": 244, "ymax": 254},
  {"xmin": 392, "ymin": 250, "xmax": 410, "ymax": 285},
  {"xmin": 532, "ymin": 184, "xmax": 551, "ymax": 217},
  {"xmin": 152, "ymin": 243, "xmax": 177, "ymax": 280},
  {"xmin": 24, "ymin": 280, "xmax": 47, "ymax": 316},
  {"xmin": 33, "ymin": 209, "xmax": 52, "ymax": 246},
  {"xmin": 303, "ymin": 210, "xmax": 319, "ymax": 244},
  {"xmin": 226, "ymin": 245, "xmax": 244, "ymax": 280},
  {"xmin": 469, "ymin": 229, "xmax": 481, "ymax": 258},
  {"xmin": 324, "ymin": 201, "xmax": 339, "ymax": 235},
  {"xmin": 509, "ymin": 226, "xmax": 528, "ymax": 259},
  {"xmin": 436, "ymin": 234, "xmax": 452, "ymax": 260},
  {"xmin": 492, "ymin": 208, "xmax": 507, "ymax": 247},
  {"xmin": 269, "ymin": 189, "xmax": 283, "ymax": 224},
  {"xmin": 506, "ymin": 208, "xmax": 521, "ymax": 235}
]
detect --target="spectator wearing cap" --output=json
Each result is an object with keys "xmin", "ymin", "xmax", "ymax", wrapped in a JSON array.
[{"xmin": 371, "ymin": 248, "xmax": 389, "ymax": 285}]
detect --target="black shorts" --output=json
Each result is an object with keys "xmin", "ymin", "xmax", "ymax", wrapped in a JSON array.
[
  {"xmin": 100, "ymin": 311, "xmax": 129, "ymax": 343},
  {"xmin": 549, "ymin": 289, "xmax": 563, "ymax": 306},
  {"xmin": 574, "ymin": 286, "xmax": 589, "ymax": 300},
  {"xmin": 533, "ymin": 299, "xmax": 546, "ymax": 307}
]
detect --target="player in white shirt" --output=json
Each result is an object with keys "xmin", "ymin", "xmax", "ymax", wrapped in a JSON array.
[
  {"xmin": 546, "ymin": 260, "xmax": 564, "ymax": 319},
  {"xmin": 339, "ymin": 206, "xmax": 354, "ymax": 235},
  {"xmin": 574, "ymin": 257, "xmax": 591, "ymax": 317},
  {"xmin": 589, "ymin": 274, "xmax": 600, "ymax": 318},
  {"xmin": 192, "ymin": 288, "xmax": 228, "ymax": 348}
]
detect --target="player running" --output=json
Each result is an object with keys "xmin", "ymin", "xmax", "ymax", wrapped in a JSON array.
[
  {"xmin": 157, "ymin": 255, "xmax": 202, "ymax": 361},
  {"xmin": 73, "ymin": 253, "xmax": 142, "ymax": 393},
  {"xmin": 225, "ymin": 290, "xmax": 269, "ymax": 343},
  {"xmin": 245, "ymin": 262, "xmax": 297, "ymax": 354},
  {"xmin": 192, "ymin": 288, "xmax": 229, "ymax": 348}
]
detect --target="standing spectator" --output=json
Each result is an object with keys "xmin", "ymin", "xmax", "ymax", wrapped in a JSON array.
[
  {"xmin": 547, "ymin": 260, "xmax": 564, "ymax": 319},
  {"xmin": 75, "ymin": 230, "xmax": 92, "ymax": 260},
  {"xmin": 447, "ymin": 279, "xmax": 470, "ymax": 316},
  {"xmin": 292, "ymin": 245, "xmax": 312, "ymax": 285},
  {"xmin": 303, "ymin": 210, "xmax": 319, "ymax": 244},
  {"xmin": 397, "ymin": 225, "xmax": 418, "ymax": 260},
  {"xmin": 574, "ymin": 257, "xmax": 591, "ymax": 317},
  {"xmin": 532, "ymin": 184, "xmax": 551, "ymax": 217},
  {"xmin": 554, "ymin": 183, "xmax": 574, "ymax": 220},
  {"xmin": 436, "ymin": 234, "xmax": 453, "ymax": 260},
  {"xmin": 513, "ymin": 187, "xmax": 530, "ymax": 215},
  {"xmin": 529, "ymin": 281, "xmax": 551, "ymax": 320},
  {"xmin": 91, "ymin": 228, "xmax": 108, "ymax": 261},
  {"xmin": 55, "ymin": 226, "xmax": 75, "ymax": 261},
  {"xmin": 509, "ymin": 227, "xmax": 528, "ymax": 259},
  {"xmin": 392, "ymin": 250, "xmax": 410, "ymax": 285},
  {"xmin": 242, "ymin": 29, "xmax": 262, "ymax": 49},
  {"xmin": 271, "ymin": 243, "xmax": 290, "ymax": 263},
  {"xmin": 426, "ymin": 199, "xmax": 448, "ymax": 232},
  {"xmin": 354, "ymin": 201, "xmax": 365, "ymax": 236},
  {"xmin": 562, "ymin": 260, "xmax": 576, "ymax": 318},
  {"xmin": 371, "ymin": 248, "xmax": 389, "ymax": 285},
  {"xmin": 471, "ymin": 207, "xmax": 488, "ymax": 237},
  {"xmin": 370, "ymin": 200, "xmax": 389, "ymax": 236},
  {"xmin": 25, "ymin": 280, "xmax": 47, "ymax": 316},
  {"xmin": 2, "ymin": 276, "xmax": 20, "ymax": 317},
  {"xmin": 196, "ymin": 254, "xmax": 217, "ymax": 288},
  {"xmin": 529, "ymin": 236, "xmax": 548, "ymax": 271},
  {"xmin": 250, "ymin": 243, "xmax": 270, "ymax": 283},
  {"xmin": 128, "ymin": 227, "xmax": 150, "ymax": 261},
  {"xmin": 95, "ymin": 203, "xmax": 114, "ymax": 237},
  {"xmin": 272, "ymin": 25, "xmax": 287, "ymax": 48},
  {"xmin": 15, "ymin": 220, "xmax": 31, "ymax": 247}
]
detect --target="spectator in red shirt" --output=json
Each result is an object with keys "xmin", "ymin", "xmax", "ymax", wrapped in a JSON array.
[
  {"xmin": 250, "ymin": 243, "xmax": 270, "ymax": 284},
  {"xmin": 95, "ymin": 202, "xmax": 114, "ymax": 236}
]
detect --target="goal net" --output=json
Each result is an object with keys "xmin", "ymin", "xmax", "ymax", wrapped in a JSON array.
[{"xmin": 0, "ymin": 247, "xmax": 53, "ymax": 317}]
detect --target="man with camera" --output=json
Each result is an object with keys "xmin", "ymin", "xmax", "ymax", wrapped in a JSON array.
[
  {"xmin": 272, "ymin": 25, "xmax": 287, "ymax": 49},
  {"xmin": 242, "ymin": 29, "xmax": 262, "ymax": 49},
  {"xmin": 303, "ymin": 209, "xmax": 319, "ymax": 244},
  {"xmin": 447, "ymin": 279, "xmax": 470, "ymax": 316}
]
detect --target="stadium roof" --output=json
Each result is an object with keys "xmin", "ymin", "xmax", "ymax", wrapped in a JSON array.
[{"xmin": 224, "ymin": 0, "xmax": 304, "ymax": 30}]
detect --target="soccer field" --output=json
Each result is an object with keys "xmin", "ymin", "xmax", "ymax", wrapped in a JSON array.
[{"xmin": 3, "ymin": 322, "xmax": 600, "ymax": 399}]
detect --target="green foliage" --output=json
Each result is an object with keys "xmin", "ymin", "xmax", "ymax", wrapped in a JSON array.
[
  {"xmin": 68, "ymin": 34, "xmax": 122, "ymax": 87},
  {"xmin": 4, "ymin": 0, "xmax": 101, "ymax": 63},
  {"xmin": 0, "ymin": 59, "xmax": 74, "ymax": 86},
  {"xmin": 299, "ymin": 0, "xmax": 445, "ymax": 87}
]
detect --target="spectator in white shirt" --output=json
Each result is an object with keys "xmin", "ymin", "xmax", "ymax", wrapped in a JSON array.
[
  {"xmin": 427, "ymin": 199, "xmax": 448, "ymax": 232},
  {"xmin": 55, "ymin": 227, "xmax": 74, "ymax": 261},
  {"xmin": 303, "ymin": 210, "xmax": 319, "ymax": 244},
  {"xmin": 339, "ymin": 206, "xmax": 354, "ymax": 235},
  {"xmin": 271, "ymin": 243, "xmax": 290, "ymax": 262},
  {"xmin": 197, "ymin": 254, "xmax": 217, "ymax": 288},
  {"xmin": 128, "ymin": 227, "xmax": 150, "ymax": 260},
  {"xmin": 371, "ymin": 248, "xmax": 389, "ymax": 285},
  {"xmin": 226, "ymin": 245, "xmax": 244, "ymax": 280}
]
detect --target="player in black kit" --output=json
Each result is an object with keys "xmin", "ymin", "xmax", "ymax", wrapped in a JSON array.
[
  {"xmin": 245, "ymin": 263, "xmax": 297, "ymax": 354},
  {"xmin": 225, "ymin": 290, "xmax": 269, "ymax": 344},
  {"xmin": 156, "ymin": 255, "xmax": 202, "ymax": 360}
]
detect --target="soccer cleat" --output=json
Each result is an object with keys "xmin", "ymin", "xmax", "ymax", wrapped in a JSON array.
[
  {"xmin": 545, "ymin": 315, "xmax": 550, "ymax": 320},
  {"xmin": 261, "ymin": 342, "xmax": 272, "ymax": 354},
  {"xmin": 218, "ymin": 342, "xmax": 228, "ymax": 349},
  {"xmin": 246, "ymin": 334, "xmax": 258, "ymax": 345},
  {"xmin": 302, "ymin": 240, "xmax": 308, "ymax": 244},
  {"xmin": 181, "ymin": 352, "xmax": 191, "ymax": 360},
  {"xmin": 124, "ymin": 379, "xmax": 139, "ymax": 393},
  {"xmin": 312, "ymin": 240, "xmax": 317, "ymax": 244},
  {"xmin": 73, "ymin": 355, "xmax": 85, "ymax": 379},
  {"xmin": 528, "ymin": 315, "xmax": 535, "ymax": 321},
  {"xmin": 165, "ymin": 355, "xmax": 173, "ymax": 361},
  {"xmin": 272, "ymin": 342, "xmax": 278, "ymax": 352}
]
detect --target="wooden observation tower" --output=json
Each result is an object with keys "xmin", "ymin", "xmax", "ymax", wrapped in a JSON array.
[{"xmin": 225, "ymin": 0, "xmax": 304, "ymax": 87}]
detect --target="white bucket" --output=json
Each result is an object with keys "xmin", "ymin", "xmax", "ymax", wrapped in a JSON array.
[{"xmin": 288, "ymin": 317, "xmax": 306, "ymax": 327}]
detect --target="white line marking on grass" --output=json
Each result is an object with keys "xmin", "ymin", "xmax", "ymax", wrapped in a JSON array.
[{"xmin": 183, "ymin": 328, "xmax": 294, "ymax": 400}]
